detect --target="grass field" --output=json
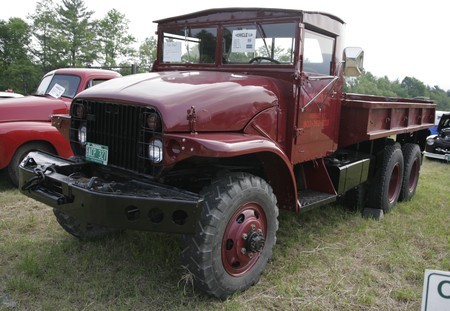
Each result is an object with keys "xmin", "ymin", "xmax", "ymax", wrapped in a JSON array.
[{"xmin": 0, "ymin": 159, "xmax": 449, "ymax": 310}]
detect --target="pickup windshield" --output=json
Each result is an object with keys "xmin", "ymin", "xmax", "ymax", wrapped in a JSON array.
[
  {"xmin": 36, "ymin": 74, "xmax": 81, "ymax": 98},
  {"xmin": 161, "ymin": 22, "xmax": 296, "ymax": 65}
]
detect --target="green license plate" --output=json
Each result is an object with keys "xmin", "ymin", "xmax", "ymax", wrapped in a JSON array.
[{"xmin": 86, "ymin": 142, "xmax": 109, "ymax": 165}]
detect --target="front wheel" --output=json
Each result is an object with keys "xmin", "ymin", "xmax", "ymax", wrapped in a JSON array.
[
  {"xmin": 181, "ymin": 173, "xmax": 278, "ymax": 299},
  {"xmin": 53, "ymin": 210, "xmax": 122, "ymax": 241},
  {"xmin": 8, "ymin": 142, "xmax": 55, "ymax": 187}
]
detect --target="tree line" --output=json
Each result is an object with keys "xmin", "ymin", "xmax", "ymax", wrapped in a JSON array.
[
  {"xmin": 1, "ymin": 0, "xmax": 449, "ymax": 111},
  {"xmin": 344, "ymin": 72, "xmax": 450, "ymax": 111}
]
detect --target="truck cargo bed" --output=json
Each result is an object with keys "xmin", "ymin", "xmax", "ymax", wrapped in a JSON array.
[{"xmin": 339, "ymin": 93, "xmax": 435, "ymax": 147}]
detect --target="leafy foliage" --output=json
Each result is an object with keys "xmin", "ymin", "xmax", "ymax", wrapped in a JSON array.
[
  {"xmin": 96, "ymin": 9, "xmax": 136, "ymax": 68},
  {"xmin": 345, "ymin": 72, "xmax": 450, "ymax": 111},
  {"xmin": 137, "ymin": 37, "xmax": 157, "ymax": 72},
  {"xmin": 0, "ymin": 0, "xmax": 141, "ymax": 94}
]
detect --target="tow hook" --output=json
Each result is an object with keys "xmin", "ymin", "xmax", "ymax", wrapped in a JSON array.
[{"xmin": 21, "ymin": 162, "xmax": 56, "ymax": 191}]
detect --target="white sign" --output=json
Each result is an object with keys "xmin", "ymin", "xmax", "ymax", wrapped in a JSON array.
[
  {"xmin": 231, "ymin": 29, "xmax": 257, "ymax": 53},
  {"xmin": 163, "ymin": 41, "xmax": 182, "ymax": 62},
  {"xmin": 421, "ymin": 269, "xmax": 450, "ymax": 311},
  {"xmin": 48, "ymin": 83, "xmax": 65, "ymax": 98}
]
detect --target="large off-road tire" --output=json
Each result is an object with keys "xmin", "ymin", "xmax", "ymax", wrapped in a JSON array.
[
  {"xmin": 8, "ymin": 142, "xmax": 55, "ymax": 187},
  {"xmin": 53, "ymin": 209, "xmax": 121, "ymax": 241},
  {"xmin": 399, "ymin": 143, "xmax": 421, "ymax": 202},
  {"xmin": 367, "ymin": 143, "xmax": 404, "ymax": 213},
  {"xmin": 181, "ymin": 173, "xmax": 279, "ymax": 299}
]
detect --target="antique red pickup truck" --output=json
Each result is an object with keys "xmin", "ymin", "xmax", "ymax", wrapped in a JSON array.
[
  {"xmin": 0, "ymin": 68, "xmax": 121, "ymax": 186},
  {"xmin": 18, "ymin": 8, "xmax": 435, "ymax": 298}
]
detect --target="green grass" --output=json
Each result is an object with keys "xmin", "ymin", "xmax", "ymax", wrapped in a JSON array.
[{"xmin": 1, "ymin": 159, "xmax": 449, "ymax": 310}]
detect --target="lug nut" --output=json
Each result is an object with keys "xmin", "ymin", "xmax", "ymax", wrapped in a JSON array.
[
  {"xmin": 242, "ymin": 233, "xmax": 248, "ymax": 240},
  {"xmin": 241, "ymin": 248, "xmax": 246, "ymax": 254}
]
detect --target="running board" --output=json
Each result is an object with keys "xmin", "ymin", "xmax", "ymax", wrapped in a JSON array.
[{"xmin": 298, "ymin": 190, "xmax": 337, "ymax": 212}]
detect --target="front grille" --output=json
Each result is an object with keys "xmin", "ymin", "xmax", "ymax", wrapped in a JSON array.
[{"xmin": 70, "ymin": 99, "xmax": 162, "ymax": 174}]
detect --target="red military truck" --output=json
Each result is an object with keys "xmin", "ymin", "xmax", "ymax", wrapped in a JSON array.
[
  {"xmin": 0, "ymin": 68, "xmax": 121, "ymax": 186},
  {"xmin": 18, "ymin": 8, "xmax": 435, "ymax": 298}
]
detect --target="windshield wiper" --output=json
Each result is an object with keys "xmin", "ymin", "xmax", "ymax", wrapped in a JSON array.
[{"xmin": 256, "ymin": 24, "xmax": 270, "ymax": 57}]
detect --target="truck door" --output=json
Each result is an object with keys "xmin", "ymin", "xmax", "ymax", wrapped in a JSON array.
[{"xmin": 292, "ymin": 28, "xmax": 342, "ymax": 164}]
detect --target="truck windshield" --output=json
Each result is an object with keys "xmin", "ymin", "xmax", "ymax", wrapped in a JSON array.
[
  {"xmin": 35, "ymin": 74, "xmax": 81, "ymax": 98},
  {"xmin": 161, "ymin": 22, "xmax": 296, "ymax": 65}
]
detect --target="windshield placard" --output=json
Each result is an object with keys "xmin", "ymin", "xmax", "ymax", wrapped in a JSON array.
[
  {"xmin": 231, "ymin": 29, "xmax": 256, "ymax": 53},
  {"xmin": 163, "ymin": 41, "xmax": 182, "ymax": 62}
]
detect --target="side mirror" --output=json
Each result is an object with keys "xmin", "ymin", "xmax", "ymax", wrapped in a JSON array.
[{"xmin": 343, "ymin": 47, "xmax": 364, "ymax": 77}]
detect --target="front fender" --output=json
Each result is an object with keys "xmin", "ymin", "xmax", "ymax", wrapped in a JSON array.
[
  {"xmin": 0, "ymin": 121, "xmax": 73, "ymax": 169},
  {"xmin": 164, "ymin": 133, "xmax": 298, "ymax": 210}
]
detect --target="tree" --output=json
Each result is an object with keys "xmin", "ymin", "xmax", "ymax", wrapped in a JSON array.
[
  {"xmin": 96, "ymin": 9, "xmax": 136, "ymax": 68},
  {"xmin": 0, "ymin": 18, "xmax": 31, "ymax": 68},
  {"xmin": 401, "ymin": 76, "xmax": 428, "ymax": 99},
  {"xmin": 137, "ymin": 36, "xmax": 157, "ymax": 72},
  {"xmin": 55, "ymin": 0, "xmax": 97, "ymax": 67},
  {"xmin": 0, "ymin": 17, "xmax": 40, "ymax": 94},
  {"xmin": 29, "ymin": 0, "xmax": 67, "ymax": 71}
]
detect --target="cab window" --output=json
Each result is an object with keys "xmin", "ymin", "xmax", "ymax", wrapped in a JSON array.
[
  {"xmin": 303, "ymin": 30, "xmax": 335, "ymax": 74},
  {"xmin": 162, "ymin": 27, "xmax": 217, "ymax": 64}
]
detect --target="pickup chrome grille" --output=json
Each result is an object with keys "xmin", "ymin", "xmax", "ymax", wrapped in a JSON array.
[{"xmin": 70, "ymin": 99, "xmax": 162, "ymax": 174}]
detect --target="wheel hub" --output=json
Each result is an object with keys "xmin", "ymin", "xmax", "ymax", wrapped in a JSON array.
[{"xmin": 246, "ymin": 230, "xmax": 265, "ymax": 253}]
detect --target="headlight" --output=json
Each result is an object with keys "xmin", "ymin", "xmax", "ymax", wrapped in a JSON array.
[
  {"xmin": 148, "ymin": 138, "xmax": 163, "ymax": 163},
  {"xmin": 426, "ymin": 137, "xmax": 435, "ymax": 145},
  {"xmin": 78, "ymin": 123, "xmax": 87, "ymax": 145}
]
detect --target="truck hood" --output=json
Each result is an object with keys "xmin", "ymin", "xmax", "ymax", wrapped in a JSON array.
[
  {"xmin": 0, "ymin": 95, "xmax": 69, "ymax": 122},
  {"xmin": 76, "ymin": 71, "xmax": 280, "ymax": 132}
]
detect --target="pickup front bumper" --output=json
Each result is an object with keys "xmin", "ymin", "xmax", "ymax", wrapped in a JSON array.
[
  {"xmin": 19, "ymin": 152, "xmax": 203, "ymax": 234},
  {"xmin": 423, "ymin": 151, "xmax": 450, "ymax": 162}
]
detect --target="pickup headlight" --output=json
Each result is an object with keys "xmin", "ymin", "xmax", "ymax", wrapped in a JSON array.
[
  {"xmin": 148, "ymin": 138, "xmax": 163, "ymax": 163},
  {"xmin": 426, "ymin": 137, "xmax": 435, "ymax": 146}
]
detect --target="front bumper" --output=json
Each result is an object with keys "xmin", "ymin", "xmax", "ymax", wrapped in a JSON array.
[
  {"xmin": 423, "ymin": 151, "xmax": 450, "ymax": 162},
  {"xmin": 19, "ymin": 151, "xmax": 203, "ymax": 234}
]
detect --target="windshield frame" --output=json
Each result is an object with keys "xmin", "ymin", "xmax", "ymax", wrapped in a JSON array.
[{"xmin": 157, "ymin": 19, "xmax": 299, "ymax": 68}]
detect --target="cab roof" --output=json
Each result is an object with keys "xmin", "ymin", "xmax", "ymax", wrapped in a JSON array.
[{"xmin": 154, "ymin": 7, "xmax": 344, "ymax": 27}]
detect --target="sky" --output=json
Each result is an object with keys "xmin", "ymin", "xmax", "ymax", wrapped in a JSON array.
[{"xmin": 2, "ymin": 0, "xmax": 450, "ymax": 90}]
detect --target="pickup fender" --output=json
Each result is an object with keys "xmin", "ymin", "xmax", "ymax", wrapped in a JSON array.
[
  {"xmin": 164, "ymin": 133, "xmax": 298, "ymax": 211},
  {"xmin": 0, "ymin": 121, "xmax": 73, "ymax": 169}
]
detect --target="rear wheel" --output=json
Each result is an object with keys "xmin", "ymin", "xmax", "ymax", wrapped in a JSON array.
[
  {"xmin": 181, "ymin": 173, "xmax": 278, "ymax": 299},
  {"xmin": 8, "ymin": 142, "xmax": 55, "ymax": 187},
  {"xmin": 399, "ymin": 143, "xmax": 421, "ymax": 201},
  {"xmin": 367, "ymin": 144, "xmax": 404, "ymax": 213}
]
